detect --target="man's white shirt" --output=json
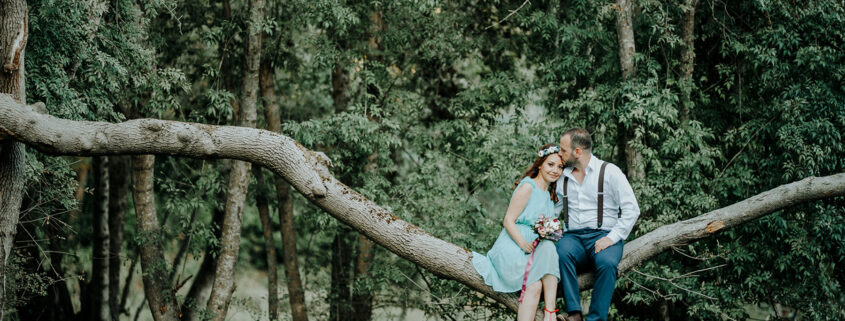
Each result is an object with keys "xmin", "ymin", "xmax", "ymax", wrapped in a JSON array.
[{"xmin": 554, "ymin": 154, "xmax": 640, "ymax": 244}]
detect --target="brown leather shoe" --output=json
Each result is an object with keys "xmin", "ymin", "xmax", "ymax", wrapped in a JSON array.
[{"xmin": 557, "ymin": 312, "xmax": 582, "ymax": 321}]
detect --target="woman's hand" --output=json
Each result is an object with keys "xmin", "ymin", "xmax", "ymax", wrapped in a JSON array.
[{"xmin": 520, "ymin": 241, "xmax": 535, "ymax": 253}]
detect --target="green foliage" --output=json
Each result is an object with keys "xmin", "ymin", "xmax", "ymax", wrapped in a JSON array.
[{"xmin": 9, "ymin": 0, "xmax": 845, "ymax": 320}]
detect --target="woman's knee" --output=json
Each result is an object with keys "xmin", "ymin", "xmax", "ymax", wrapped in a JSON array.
[{"xmin": 526, "ymin": 280, "xmax": 542, "ymax": 295}]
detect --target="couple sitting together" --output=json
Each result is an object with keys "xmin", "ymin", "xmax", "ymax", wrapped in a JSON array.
[{"xmin": 473, "ymin": 128, "xmax": 641, "ymax": 321}]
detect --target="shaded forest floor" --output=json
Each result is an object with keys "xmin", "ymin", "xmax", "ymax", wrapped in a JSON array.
[{"xmin": 120, "ymin": 253, "xmax": 431, "ymax": 321}]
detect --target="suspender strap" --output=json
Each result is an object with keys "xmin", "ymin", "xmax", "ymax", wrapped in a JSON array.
[
  {"xmin": 597, "ymin": 162, "xmax": 608, "ymax": 228},
  {"xmin": 562, "ymin": 177, "xmax": 569, "ymax": 229},
  {"xmin": 562, "ymin": 162, "xmax": 608, "ymax": 229}
]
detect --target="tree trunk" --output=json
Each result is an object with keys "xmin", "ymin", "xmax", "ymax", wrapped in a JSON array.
[
  {"xmin": 260, "ymin": 41, "xmax": 309, "ymax": 321},
  {"xmin": 615, "ymin": 0, "xmax": 646, "ymax": 183},
  {"xmin": 348, "ymin": 12, "xmax": 385, "ymax": 320},
  {"xmin": 615, "ymin": 0, "xmax": 636, "ymax": 80},
  {"xmin": 87, "ymin": 156, "xmax": 111, "ymax": 321},
  {"xmin": 330, "ymin": 231, "xmax": 354, "ymax": 321},
  {"xmin": 72, "ymin": 159, "xmax": 91, "ymax": 217},
  {"xmin": 253, "ymin": 166, "xmax": 279, "ymax": 320},
  {"xmin": 205, "ymin": 0, "xmax": 263, "ymax": 319},
  {"xmin": 183, "ymin": 204, "xmax": 223, "ymax": 321},
  {"xmin": 207, "ymin": 155, "xmax": 250, "ymax": 321},
  {"xmin": 679, "ymin": 0, "xmax": 698, "ymax": 122},
  {"xmin": 351, "ymin": 235, "xmax": 375, "ymax": 321},
  {"xmin": 332, "ymin": 64, "xmax": 350, "ymax": 113},
  {"xmin": 169, "ymin": 207, "xmax": 200, "ymax": 283},
  {"xmin": 119, "ymin": 252, "xmax": 138, "ymax": 316},
  {"xmin": 132, "ymin": 155, "xmax": 180, "ymax": 321},
  {"xmin": 0, "ymin": 1, "xmax": 27, "ymax": 317},
  {"xmin": 329, "ymin": 12, "xmax": 356, "ymax": 317},
  {"xmin": 3, "ymin": 97, "xmax": 845, "ymax": 318},
  {"xmin": 108, "ymin": 155, "xmax": 131, "ymax": 320},
  {"xmin": 276, "ymin": 176, "xmax": 309, "ymax": 320}
]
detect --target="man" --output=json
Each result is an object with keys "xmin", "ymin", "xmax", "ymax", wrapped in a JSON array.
[{"xmin": 554, "ymin": 128, "xmax": 640, "ymax": 321}]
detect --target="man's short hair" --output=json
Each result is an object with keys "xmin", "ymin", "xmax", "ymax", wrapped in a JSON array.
[{"xmin": 561, "ymin": 128, "xmax": 592, "ymax": 151}]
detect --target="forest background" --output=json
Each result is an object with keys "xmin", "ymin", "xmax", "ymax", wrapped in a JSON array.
[{"xmin": 0, "ymin": 0, "xmax": 843, "ymax": 321}]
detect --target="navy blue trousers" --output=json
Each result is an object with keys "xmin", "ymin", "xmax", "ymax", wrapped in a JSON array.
[{"xmin": 556, "ymin": 228, "xmax": 624, "ymax": 321}]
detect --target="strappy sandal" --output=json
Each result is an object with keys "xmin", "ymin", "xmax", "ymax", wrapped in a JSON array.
[{"xmin": 543, "ymin": 307, "xmax": 559, "ymax": 321}]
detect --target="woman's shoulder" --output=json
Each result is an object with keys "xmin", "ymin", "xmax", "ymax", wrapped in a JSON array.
[
  {"xmin": 512, "ymin": 177, "xmax": 535, "ymax": 197},
  {"xmin": 519, "ymin": 176, "xmax": 537, "ymax": 187}
]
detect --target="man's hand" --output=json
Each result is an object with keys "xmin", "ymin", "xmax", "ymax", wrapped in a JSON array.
[{"xmin": 594, "ymin": 236, "xmax": 614, "ymax": 253}]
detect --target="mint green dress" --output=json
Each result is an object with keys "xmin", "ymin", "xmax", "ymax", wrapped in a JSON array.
[{"xmin": 473, "ymin": 177, "xmax": 561, "ymax": 292}]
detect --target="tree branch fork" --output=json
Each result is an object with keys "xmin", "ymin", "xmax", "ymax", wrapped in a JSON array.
[{"xmin": 2, "ymin": 94, "xmax": 844, "ymax": 317}]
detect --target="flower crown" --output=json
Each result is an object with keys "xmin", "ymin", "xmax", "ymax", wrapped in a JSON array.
[{"xmin": 537, "ymin": 145, "xmax": 561, "ymax": 158}]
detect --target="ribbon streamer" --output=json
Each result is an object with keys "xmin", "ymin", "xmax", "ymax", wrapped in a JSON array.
[{"xmin": 518, "ymin": 239, "xmax": 541, "ymax": 302}]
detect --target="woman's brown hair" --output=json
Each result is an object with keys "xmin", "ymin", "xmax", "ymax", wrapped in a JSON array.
[{"xmin": 514, "ymin": 143, "xmax": 560, "ymax": 203}]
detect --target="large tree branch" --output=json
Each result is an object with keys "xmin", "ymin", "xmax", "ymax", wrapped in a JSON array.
[{"xmin": 2, "ymin": 94, "xmax": 844, "ymax": 315}]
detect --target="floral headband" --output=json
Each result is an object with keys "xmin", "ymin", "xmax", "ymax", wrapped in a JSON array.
[{"xmin": 537, "ymin": 145, "xmax": 561, "ymax": 158}]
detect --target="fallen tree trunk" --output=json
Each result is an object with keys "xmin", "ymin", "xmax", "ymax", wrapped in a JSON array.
[{"xmin": 2, "ymin": 94, "xmax": 844, "ymax": 315}]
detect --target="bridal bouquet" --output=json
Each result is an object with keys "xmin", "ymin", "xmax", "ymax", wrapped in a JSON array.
[
  {"xmin": 532, "ymin": 215, "xmax": 563, "ymax": 242},
  {"xmin": 519, "ymin": 215, "xmax": 564, "ymax": 303}
]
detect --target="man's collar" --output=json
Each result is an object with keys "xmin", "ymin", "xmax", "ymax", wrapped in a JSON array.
[
  {"xmin": 585, "ymin": 153, "xmax": 600, "ymax": 172},
  {"xmin": 563, "ymin": 153, "xmax": 597, "ymax": 178}
]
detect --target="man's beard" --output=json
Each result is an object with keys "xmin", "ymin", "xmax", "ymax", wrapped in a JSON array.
[{"xmin": 564, "ymin": 156, "xmax": 577, "ymax": 167}]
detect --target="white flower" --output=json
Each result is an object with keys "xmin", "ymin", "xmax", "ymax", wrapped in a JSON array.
[{"xmin": 538, "ymin": 151, "xmax": 544, "ymax": 157}]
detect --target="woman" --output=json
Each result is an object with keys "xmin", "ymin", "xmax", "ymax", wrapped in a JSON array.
[{"xmin": 473, "ymin": 143, "xmax": 565, "ymax": 321}]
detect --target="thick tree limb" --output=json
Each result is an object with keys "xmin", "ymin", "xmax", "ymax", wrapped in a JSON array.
[
  {"xmin": 0, "ymin": 2, "xmax": 27, "ymax": 318},
  {"xmin": 1, "ymin": 94, "xmax": 844, "ymax": 315}
]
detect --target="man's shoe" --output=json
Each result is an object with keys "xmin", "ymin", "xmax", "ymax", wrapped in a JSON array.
[{"xmin": 557, "ymin": 312, "xmax": 582, "ymax": 321}]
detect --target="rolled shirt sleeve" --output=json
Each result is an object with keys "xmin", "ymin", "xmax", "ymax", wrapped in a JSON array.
[{"xmin": 605, "ymin": 164, "xmax": 640, "ymax": 244}]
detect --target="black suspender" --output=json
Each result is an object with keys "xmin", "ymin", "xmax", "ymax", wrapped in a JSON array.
[
  {"xmin": 562, "ymin": 162, "xmax": 609, "ymax": 229},
  {"xmin": 562, "ymin": 177, "xmax": 569, "ymax": 229},
  {"xmin": 597, "ymin": 162, "xmax": 608, "ymax": 228}
]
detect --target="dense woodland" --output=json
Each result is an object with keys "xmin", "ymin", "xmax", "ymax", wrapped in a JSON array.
[{"xmin": 0, "ymin": 0, "xmax": 844, "ymax": 320}]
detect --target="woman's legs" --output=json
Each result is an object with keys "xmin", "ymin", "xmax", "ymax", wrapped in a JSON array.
[
  {"xmin": 517, "ymin": 281, "xmax": 543, "ymax": 321},
  {"xmin": 542, "ymin": 275, "xmax": 558, "ymax": 321}
]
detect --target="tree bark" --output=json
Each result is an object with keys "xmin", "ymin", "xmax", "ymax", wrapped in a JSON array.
[
  {"xmin": 330, "ymin": 231, "xmax": 353, "ymax": 321},
  {"xmin": 119, "ymin": 252, "xmax": 138, "ymax": 316},
  {"xmin": 615, "ymin": 0, "xmax": 636, "ymax": 80},
  {"xmin": 253, "ymin": 166, "xmax": 280, "ymax": 321},
  {"xmin": 205, "ymin": 0, "xmax": 264, "ymax": 319},
  {"xmin": 73, "ymin": 159, "xmax": 91, "ymax": 213},
  {"xmin": 614, "ymin": 0, "xmax": 646, "ymax": 183},
  {"xmin": 260, "ymin": 44, "xmax": 309, "ymax": 321},
  {"xmin": 108, "ymin": 155, "xmax": 131, "ymax": 320},
  {"xmin": 276, "ymin": 177, "xmax": 309, "ymax": 320},
  {"xmin": 183, "ymin": 205, "xmax": 223, "ymax": 321},
  {"xmin": 132, "ymin": 155, "xmax": 180, "ymax": 321},
  {"xmin": 329, "ymin": 41, "xmax": 355, "ymax": 321},
  {"xmin": 169, "ymin": 207, "xmax": 199, "ymax": 283},
  {"xmin": 0, "ymin": 1, "xmax": 27, "ymax": 317},
  {"xmin": 351, "ymin": 235, "xmax": 375, "ymax": 320},
  {"xmin": 348, "ymin": 12, "xmax": 384, "ymax": 320},
  {"xmin": 2, "ymin": 96, "xmax": 845, "ymax": 318},
  {"xmin": 332, "ymin": 65, "xmax": 350, "ymax": 113},
  {"xmin": 205, "ymin": 135, "xmax": 250, "ymax": 321},
  {"xmin": 679, "ymin": 0, "xmax": 698, "ymax": 121},
  {"xmin": 87, "ymin": 156, "xmax": 111, "ymax": 321}
]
